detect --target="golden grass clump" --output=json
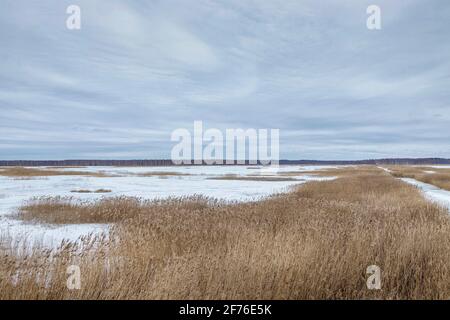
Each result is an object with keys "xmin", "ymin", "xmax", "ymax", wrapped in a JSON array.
[
  {"xmin": 277, "ymin": 165, "xmax": 378, "ymax": 177},
  {"xmin": 137, "ymin": 171, "xmax": 192, "ymax": 177},
  {"xmin": 16, "ymin": 195, "xmax": 217, "ymax": 225},
  {"xmin": 208, "ymin": 174, "xmax": 299, "ymax": 181},
  {"xmin": 17, "ymin": 196, "xmax": 142, "ymax": 224},
  {"xmin": 387, "ymin": 166, "xmax": 450, "ymax": 191},
  {"xmin": 0, "ymin": 167, "xmax": 110, "ymax": 178},
  {"xmin": 70, "ymin": 189, "xmax": 112, "ymax": 194},
  {"xmin": 2, "ymin": 166, "xmax": 450, "ymax": 299}
]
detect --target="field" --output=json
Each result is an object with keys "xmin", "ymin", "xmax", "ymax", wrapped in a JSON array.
[{"xmin": 1, "ymin": 165, "xmax": 450, "ymax": 299}]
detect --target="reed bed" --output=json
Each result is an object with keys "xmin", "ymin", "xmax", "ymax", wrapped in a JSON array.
[{"xmin": 2, "ymin": 166, "xmax": 450, "ymax": 299}]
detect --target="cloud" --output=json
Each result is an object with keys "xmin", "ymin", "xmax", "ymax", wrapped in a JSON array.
[{"xmin": 0, "ymin": 0, "xmax": 449, "ymax": 160}]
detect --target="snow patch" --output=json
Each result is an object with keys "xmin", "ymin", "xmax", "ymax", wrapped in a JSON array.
[{"xmin": 400, "ymin": 178, "xmax": 450, "ymax": 212}]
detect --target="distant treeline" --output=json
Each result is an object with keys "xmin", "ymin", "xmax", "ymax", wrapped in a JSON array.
[
  {"xmin": 0, "ymin": 158, "xmax": 449, "ymax": 167},
  {"xmin": 280, "ymin": 158, "xmax": 450, "ymax": 165}
]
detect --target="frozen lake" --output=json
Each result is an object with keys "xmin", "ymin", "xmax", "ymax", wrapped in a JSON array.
[
  {"xmin": 0, "ymin": 165, "xmax": 337, "ymax": 215},
  {"xmin": 0, "ymin": 165, "xmax": 332, "ymax": 246}
]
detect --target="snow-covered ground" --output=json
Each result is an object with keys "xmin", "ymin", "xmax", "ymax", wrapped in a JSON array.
[
  {"xmin": 421, "ymin": 165, "xmax": 450, "ymax": 169},
  {"xmin": 0, "ymin": 165, "xmax": 332, "ymax": 247},
  {"xmin": 0, "ymin": 165, "xmax": 334, "ymax": 216},
  {"xmin": 377, "ymin": 166, "xmax": 450, "ymax": 211},
  {"xmin": 401, "ymin": 178, "xmax": 450, "ymax": 211},
  {"xmin": 2, "ymin": 165, "xmax": 450, "ymax": 248},
  {"xmin": 377, "ymin": 166, "xmax": 392, "ymax": 173}
]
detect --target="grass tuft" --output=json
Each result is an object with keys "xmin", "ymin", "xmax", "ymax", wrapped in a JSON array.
[
  {"xmin": 70, "ymin": 189, "xmax": 112, "ymax": 194},
  {"xmin": 0, "ymin": 167, "xmax": 110, "ymax": 178}
]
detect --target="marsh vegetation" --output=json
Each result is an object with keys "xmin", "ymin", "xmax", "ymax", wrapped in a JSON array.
[{"xmin": 2, "ymin": 166, "xmax": 450, "ymax": 299}]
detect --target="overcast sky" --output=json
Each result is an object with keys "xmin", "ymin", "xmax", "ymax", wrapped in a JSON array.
[{"xmin": 1, "ymin": 0, "xmax": 449, "ymax": 160}]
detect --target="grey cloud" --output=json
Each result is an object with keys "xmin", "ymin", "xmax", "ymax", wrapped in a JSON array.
[{"xmin": 0, "ymin": 0, "xmax": 449, "ymax": 160}]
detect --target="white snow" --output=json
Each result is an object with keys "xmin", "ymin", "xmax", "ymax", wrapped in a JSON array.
[
  {"xmin": 423, "ymin": 165, "xmax": 450, "ymax": 169},
  {"xmin": 0, "ymin": 218, "xmax": 107, "ymax": 249},
  {"xmin": 400, "ymin": 178, "xmax": 450, "ymax": 211},
  {"xmin": 377, "ymin": 166, "xmax": 392, "ymax": 173}
]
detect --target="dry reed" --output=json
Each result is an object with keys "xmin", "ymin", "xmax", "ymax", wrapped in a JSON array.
[
  {"xmin": 2, "ymin": 166, "xmax": 450, "ymax": 299},
  {"xmin": 0, "ymin": 167, "xmax": 110, "ymax": 178}
]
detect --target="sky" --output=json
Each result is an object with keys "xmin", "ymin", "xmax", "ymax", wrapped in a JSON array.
[{"xmin": 0, "ymin": 0, "xmax": 449, "ymax": 160}]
